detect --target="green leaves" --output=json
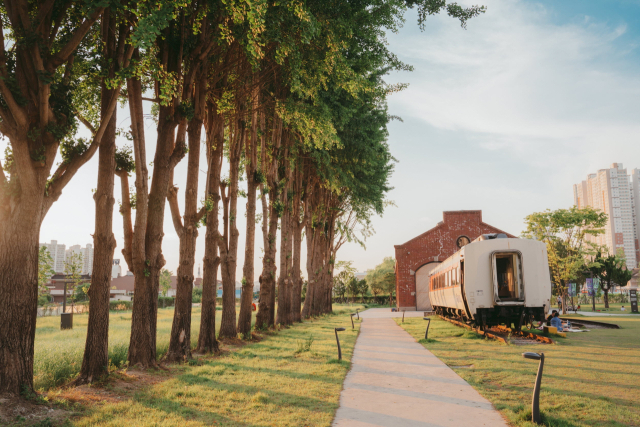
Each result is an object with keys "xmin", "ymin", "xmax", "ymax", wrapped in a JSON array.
[{"xmin": 523, "ymin": 206, "xmax": 609, "ymax": 296}]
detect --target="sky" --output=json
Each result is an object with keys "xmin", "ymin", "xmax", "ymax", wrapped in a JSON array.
[{"xmin": 17, "ymin": 0, "xmax": 640, "ymax": 279}]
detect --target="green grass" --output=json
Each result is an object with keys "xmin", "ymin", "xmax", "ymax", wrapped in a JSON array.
[
  {"xmin": 396, "ymin": 315, "xmax": 640, "ymax": 427},
  {"xmin": 61, "ymin": 306, "xmax": 362, "ymax": 427},
  {"xmin": 34, "ymin": 306, "xmax": 255, "ymax": 391}
]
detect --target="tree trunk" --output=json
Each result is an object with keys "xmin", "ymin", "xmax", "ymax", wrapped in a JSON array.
[
  {"xmin": 218, "ymin": 122, "xmax": 243, "ymax": 339},
  {"xmin": 302, "ymin": 223, "xmax": 317, "ymax": 319},
  {"xmin": 238, "ymin": 92, "xmax": 259, "ymax": 337},
  {"xmin": 255, "ymin": 114, "xmax": 281, "ymax": 330},
  {"xmin": 165, "ymin": 68, "xmax": 207, "ymax": 362},
  {"xmin": 276, "ymin": 147, "xmax": 292, "ymax": 326},
  {"xmin": 276, "ymin": 204, "xmax": 291, "ymax": 326},
  {"xmin": 128, "ymin": 106, "xmax": 178, "ymax": 367},
  {"xmin": 0, "ymin": 199, "xmax": 42, "ymax": 393},
  {"xmin": 197, "ymin": 112, "xmax": 223, "ymax": 353},
  {"xmin": 77, "ymin": 80, "xmax": 119, "ymax": 383},
  {"xmin": 291, "ymin": 220, "xmax": 303, "ymax": 322},
  {"xmin": 77, "ymin": 9, "xmax": 123, "ymax": 383}
]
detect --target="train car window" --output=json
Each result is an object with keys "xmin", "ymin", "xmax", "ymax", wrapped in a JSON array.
[{"xmin": 493, "ymin": 252, "xmax": 523, "ymax": 301}]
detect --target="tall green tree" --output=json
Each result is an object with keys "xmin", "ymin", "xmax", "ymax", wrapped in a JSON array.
[
  {"xmin": 38, "ymin": 247, "xmax": 55, "ymax": 296},
  {"xmin": 0, "ymin": 0, "xmax": 115, "ymax": 394},
  {"xmin": 159, "ymin": 269, "xmax": 173, "ymax": 297},
  {"xmin": 523, "ymin": 206, "xmax": 607, "ymax": 314},
  {"xmin": 590, "ymin": 250, "xmax": 634, "ymax": 309}
]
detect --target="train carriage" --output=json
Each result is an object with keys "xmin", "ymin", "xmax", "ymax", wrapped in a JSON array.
[{"xmin": 429, "ymin": 234, "xmax": 551, "ymax": 329}]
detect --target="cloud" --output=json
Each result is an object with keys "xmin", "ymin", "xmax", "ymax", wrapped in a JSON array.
[{"xmin": 386, "ymin": 0, "xmax": 640, "ymax": 171}]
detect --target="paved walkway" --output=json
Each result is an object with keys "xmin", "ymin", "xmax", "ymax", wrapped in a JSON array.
[
  {"xmin": 575, "ymin": 311, "xmax": 638, "ymax": 317},
  {"xmin": 333, "ymin": 311, "xmax": 508, "ymax": 427}
]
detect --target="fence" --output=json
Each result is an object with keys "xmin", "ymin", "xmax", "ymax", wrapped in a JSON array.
[{"xmin": 37, "ymin": 303, "xmax": 89, "ymax": 317}]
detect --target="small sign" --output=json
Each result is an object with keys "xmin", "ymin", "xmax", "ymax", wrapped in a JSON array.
[
  {"xmin": 586, "ymin": 278, "xmax": 594, "ymax": 297},
  {"xmin": 631, "ymin": 289, "xmax": 638, "ymax": 313}
]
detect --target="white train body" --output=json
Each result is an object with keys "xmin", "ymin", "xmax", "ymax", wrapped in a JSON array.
[{"xmin": 429, "ymin": 234, "xmax": 551, "ymax": 327}]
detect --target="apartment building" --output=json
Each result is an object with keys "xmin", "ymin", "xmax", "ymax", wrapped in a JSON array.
[
  {"xmin": 40, "ymin": 240, "xmax": 67, "ymax": 273},
  {"xmin": 573, "ymin": 163, "xmax": 638, "ymax": 269},
  {"xmin": 66, "ymin": 244, "xmax": 94, "ymax": 275}
]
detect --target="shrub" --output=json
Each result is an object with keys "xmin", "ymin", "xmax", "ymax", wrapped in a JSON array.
[
  {"xmin": 158, "ymin": 296, "xmax": 175, "ymax": 308},
  {"xmin": 109, "ymin": 300, "xmax": 133, "ymax": 311}
]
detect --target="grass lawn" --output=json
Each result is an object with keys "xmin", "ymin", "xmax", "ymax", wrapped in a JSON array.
[
  {"xmin": 35, "ymin": 306, "xmax": 219, "ymax": 391},
  {"xmin": 29, "ymin": 305, "xmax": 363, "ymax": 426},
  {"xmin": 396, "ymin": 315, "xmax": 640, "ymax": 427}
]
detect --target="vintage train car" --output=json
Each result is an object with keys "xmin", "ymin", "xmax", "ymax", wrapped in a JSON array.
[{"xmin": 429, "ymin": 234, "xmax": 551, "ymax": 329}]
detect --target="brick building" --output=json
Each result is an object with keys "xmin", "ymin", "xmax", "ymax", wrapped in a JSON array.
[{"xmin": 394, "ymin": 210, "xmax": 513, "ymax": 311}]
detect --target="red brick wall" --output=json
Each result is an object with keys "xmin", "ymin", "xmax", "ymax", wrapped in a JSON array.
[{"xmin": 393, "ymin": 211, "xmax": 513, "ymax": 309}]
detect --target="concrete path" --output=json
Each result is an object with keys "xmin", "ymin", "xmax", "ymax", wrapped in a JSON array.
[
  {"xmin": 333, "ymin": 313, "xmax": 508, "ymax": 427},
  {"xmin": 575, "ymin": 311, "xmax": 638, "ymax": 317}
]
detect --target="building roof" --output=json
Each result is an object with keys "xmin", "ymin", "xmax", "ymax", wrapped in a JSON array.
[{"xmin": 394, "ymin": 210, "xmax": 514, "ymax": 248}]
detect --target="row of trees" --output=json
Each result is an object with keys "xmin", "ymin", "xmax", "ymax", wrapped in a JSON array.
[
  {"xmin": 523, "ymin": 206, "xmax": 634, "ymax": 313},
  {"xmin": 0, "ymin": 0, "xmax": 484, "ymax": 394},
  {"xmin": 333, "ymin": 257, "xmax": 396, "ymax": 304}
]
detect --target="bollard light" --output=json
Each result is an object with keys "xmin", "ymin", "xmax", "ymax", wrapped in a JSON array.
[
  {"xmin": 335, "ymin": 327, "xmax": 346, "ymax": 360},
  {"xmin": 356, "ymin": 309, "xmax": 359, "ymax": 320},
  {"xmin": 350, "ymin": 313, "xmax": 355, "ymax": 329},
  {"xmin": 522, "ymin": 352, "xmax": 545, "ymax": 424},
  {"xmin": 423, "ymin": 317, "xmax": 431, "ymax": 340},
  {"xmin": 402, "ymin": 310, "xmax": 405, "ymax": 323}
]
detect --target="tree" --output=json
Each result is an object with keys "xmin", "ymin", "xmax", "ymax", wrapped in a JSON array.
[
  {"xmin": 333, "ymin": 261, "xmax": 356, "ymax": 303},
  {"xmin": 590, "ymin": 250, "xmax": 634, "ymax": 309},
  {"xmin": 38, "ymin": 247, "xmax": 55, "ymax": 296},
  {"xmin": 332, "ymin": 278, "xmax": 347, "ymax": 303},
  {"xmin": 357, "ymin": 279, "xmax": 369, "ymax": 303},
  {"xmin": 64, "ymin": 253, "xmax": 84, "ymax": 306},
  {"xmin": 0, "ymin": 0, "xmax": 113, "ymax": 394},
  {"xmin": 159, "ymin": 269, "xmax": 173, "ymax": 298},
  {"xmin": 523, "ymin": 206, "xmax": 607, "ymax": 314},
  {"xmin": 368, "ymin": 271, "xmax": 383, "ymax": 301},
  {"xmin": 77, "ymin": 4, "xmax": 139, "ymax": 384}
]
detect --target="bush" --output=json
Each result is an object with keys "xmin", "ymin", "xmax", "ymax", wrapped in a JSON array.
[
  {"xmin": 109, "ymin": 300, "xmax": 133, "ymax": 311},
  {"xmin": 37, "ymin": 294, "xmax": 52, "ymax": 307},
  {"xmin": 192, "ymin": 287, "xmax": 203, "ymax": 303},
  {"xmin": 158, "ymin": 296, "xmax": 175, "ymax": 308}
]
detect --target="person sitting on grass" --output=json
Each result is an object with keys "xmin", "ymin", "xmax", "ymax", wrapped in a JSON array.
[
  {"xmin": 546, "ymin": 310, "xmax": 558, "ymax": 326},
  {"xmin": 550, "ymin": 312, "xmax": 564, "ymax": 332}
]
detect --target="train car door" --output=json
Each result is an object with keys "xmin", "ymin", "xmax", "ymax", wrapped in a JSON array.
[{"xmin": 415, "ymin": 262, "xmax": 440, "ymax": 311}]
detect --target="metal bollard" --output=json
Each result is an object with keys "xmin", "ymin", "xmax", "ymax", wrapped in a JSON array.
[
  {"xmin": 522, "ymin": 352, "xmax": 545, "ymax": 424},
  {"xmin": 335, "ymin": 328, "xmax": 346, "ymax": 360},
  {"xmin": 350, "ymin": 313, "xmax": 355, "ymax": 329},
  {"xmin": 356, "ymin": 309, "xmax": 359, "ymax": 320},
  {"xmin": 402, "ymin": 310, "xmax": 405, "ymax": 323},
  {"xmin": 423, "ymin": 317, "xmax": 431, "ymax": 339}
]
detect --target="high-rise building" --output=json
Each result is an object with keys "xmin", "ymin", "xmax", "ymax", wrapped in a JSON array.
[
  {"xmin": 39, "ymin": 240, "xmax": 66, "ymax": 273},
  {"xmin": 65, "ymin": 243, "xmax": 94, "ymax": 275},
  {"xmin": 574, "ymin": 163, "xmax": 638, "ymax": 269},
  {"xmin": 112, "ymin": 259, "xmax": 122, "ymax": 279},
  {"xmin": 631, "ymin": 169, "xmax": 640, "ymax": 263}
]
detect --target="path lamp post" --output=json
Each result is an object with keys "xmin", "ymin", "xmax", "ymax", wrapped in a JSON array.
[
  {"xmin": 423, "ymin": 317, "xmax": 431, "ymax": 340},
  {"xmin": 350, "ymin": 313, "xmax": 355, "ymax": 329},
  {"xmin": 335, "ymin": 328, "xmax": 346, "ymax": 360},
  {"xmin": 522, "ymin": 352, "xmax": 545, "ymax": 424},
  {"xmin": 356, "ymin": 309, "xmax": 359, "ymax": 320}
]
